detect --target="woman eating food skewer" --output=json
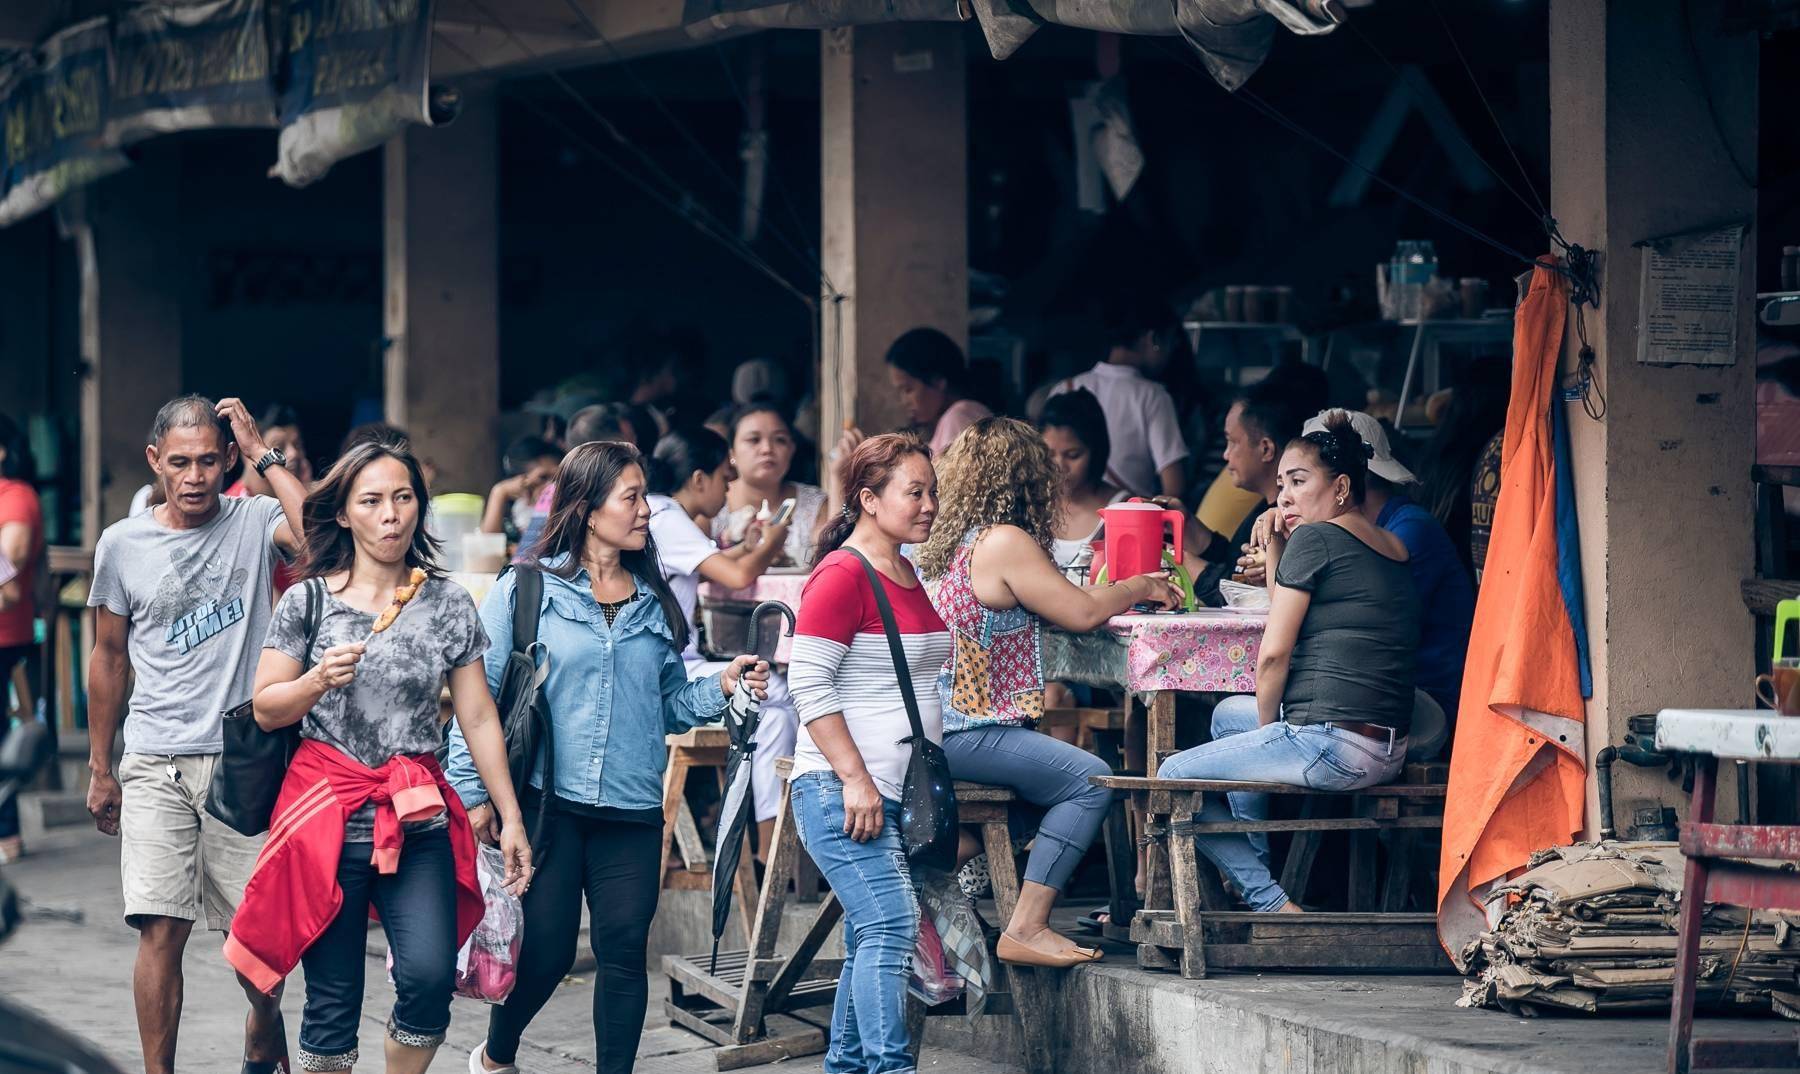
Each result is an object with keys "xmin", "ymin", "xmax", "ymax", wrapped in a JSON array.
[{"xmin": 229, "ymin": 439, "xmax": 531, "ymax": 1074}]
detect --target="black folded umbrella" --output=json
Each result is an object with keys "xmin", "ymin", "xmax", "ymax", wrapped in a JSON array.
[{"xmin": 711, "ymin": 600, "xmax": 795, "ymax": 973}]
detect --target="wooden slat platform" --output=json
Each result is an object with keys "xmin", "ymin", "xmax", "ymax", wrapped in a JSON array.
[
  {"xmin": 665, "ymin": 950, "xmax": 839, "ymax": 1015},
  {"xmin": 1130, "ymin": 910, "xmax": 1452, "ymax": 973}
]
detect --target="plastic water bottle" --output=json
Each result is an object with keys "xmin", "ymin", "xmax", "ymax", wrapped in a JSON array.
[{"xmin": 1402, "ymin": 241, "xmax": 1437, "ymax": 320}]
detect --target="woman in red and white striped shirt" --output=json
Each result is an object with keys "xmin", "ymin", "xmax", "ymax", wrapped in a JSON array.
[{"xmin": 787, "ymin": 434, "xmax": 948, "ymax": 1074}]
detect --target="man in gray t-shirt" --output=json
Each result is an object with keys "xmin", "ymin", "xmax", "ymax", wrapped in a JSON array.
[{"xmin": 84, "ymin": 395, "xmax": 306, "ymax": 1074}]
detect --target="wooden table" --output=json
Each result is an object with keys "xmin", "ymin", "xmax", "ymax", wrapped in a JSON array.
[
  {"xmin": 698, "ymin": 570, "xmax": 809, "ymax": 663},
  {"xmin": 1103, "ymin": 610, "xmax": 1268, "ymax": 774},
  {"xmin": 1044, "ymin": 610, "xmax": 1268, "ymax": 935},
  {"xmin": 1656, "ymin": 709, "xmax": 1800, "ymax": 1074},
  {"xmin": 1044, "ymin": 609, "xmax": 1269, "ymax": 767}
]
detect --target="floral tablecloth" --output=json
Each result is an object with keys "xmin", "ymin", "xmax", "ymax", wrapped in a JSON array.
[
  {"xmin": 1107, "ymin": 610, "xmax": 1267, "ymax": 694},
  {"xmin": 699, "ymin": 570, "xmax": 810, "ymax": 663}
]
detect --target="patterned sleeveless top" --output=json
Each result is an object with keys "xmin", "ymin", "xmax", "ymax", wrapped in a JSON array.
[{"xmin": 931, "ymin": 529, "xmax": 1046, "ymax": 733}]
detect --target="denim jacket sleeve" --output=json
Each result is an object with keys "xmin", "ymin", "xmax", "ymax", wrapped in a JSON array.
[
  {"xmin": 659, "ymin": 643, "xmax": 728, "ymax": 734},
  {"xmin": 446, "ymin": 571, "xmax": 517, "ymax": 808}
]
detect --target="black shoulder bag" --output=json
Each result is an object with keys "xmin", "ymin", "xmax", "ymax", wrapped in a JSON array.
[
  {"xmin": 846, "ymin": 549, "xmax": 959, "ymax": 872},
  {"xmin": 494, "ymin": 565, "xmax": 553, "ymax": 849},
  {"xmin": 206, "ymin": 577, "xmax": 322, "ymax": 836}
]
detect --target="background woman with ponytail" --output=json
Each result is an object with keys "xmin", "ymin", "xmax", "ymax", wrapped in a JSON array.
[
  {"xmin": 787, "ymin": 434, "xmax": 949, "ymax": 1074},
  {"xmin": 1159, "ymin": 413, "xmax": 1419, "ymax": 913},
  {"xmin": 645, "ymin": 425, "xmax": 801, "ymax": 854},
  {"xmin": 447, "ymin": 441, "xmax": 768, "ymax": 1074}
]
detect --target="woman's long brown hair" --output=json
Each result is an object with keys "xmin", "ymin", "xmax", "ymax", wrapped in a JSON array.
[
  {"xmin": 525, "ymin": 440, "xmax": 689, "ymax": 652},
  {"xmin": 297, "ymin": 440, "xmax": 443, "ymax": 585}
]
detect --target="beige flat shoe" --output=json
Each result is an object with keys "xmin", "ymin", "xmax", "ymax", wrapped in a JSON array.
[{"xmin": 996, "ymin": 931, "xmax": 1104, "ymax": 968}]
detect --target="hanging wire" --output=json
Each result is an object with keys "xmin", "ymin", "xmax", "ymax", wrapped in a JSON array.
[
  {"xmin": 456, "ymin": 0, "xmax": 824, "ymax": 308},
  {"xmin": 711, "ymin": 39, "xmax": 840, "ymax": 298},
  {"xmin": 1680, "ymin": 0, "xmax": 1758, "ymax": 191},
  {"xmin": 1160, "ymin": 37, "xmax": 1541, "ymax": 269},
  {"xmin": 1159, "ymin": 29, "xmax": 1606, "ymax": 420},
  {"xmin": 548, "ymin": 0, "xmax": 840, "ymax": 293},
  {"xmin": 1342, "ymin": 12, "xmax": 1547, "ymax": 225},
  {"xmin": 514, "ymin": 93, "xmax": 818, "ymax": 309},
  {"xmin": 1156, "ymin": 33, "xmax": 1601, "ymax": 313},
  {"xmin": 1420, "ymin": 0, "xmax": 1607, "ymax": 422},
  {"xmin": 1420, "ymin": 0, "xmax": 1550, "ymax": 221}
]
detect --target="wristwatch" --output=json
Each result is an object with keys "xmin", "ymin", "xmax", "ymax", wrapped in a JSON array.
[{"xmin": 252, "ymin": 447, "xmax": 287, "ymax": 476}]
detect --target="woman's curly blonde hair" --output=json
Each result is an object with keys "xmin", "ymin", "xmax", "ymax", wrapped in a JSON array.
[{"xmin": 918, "ymin": 416, "xmax": 1061, "ymax": 580}]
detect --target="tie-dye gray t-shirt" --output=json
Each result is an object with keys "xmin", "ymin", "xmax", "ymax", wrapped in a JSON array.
[{"xmin": 264, "ymin": 574, "xmax": 488, "ymax": 841}]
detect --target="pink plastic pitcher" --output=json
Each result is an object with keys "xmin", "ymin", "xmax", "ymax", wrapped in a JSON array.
[{"xmin": 1096, "ymin": 499, "xmax": 1185, "ymax": 583}]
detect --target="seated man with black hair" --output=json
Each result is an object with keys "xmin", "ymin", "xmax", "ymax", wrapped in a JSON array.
[{"xmin": 1172, "ymin": 381, "xmax": 1308, "ymax": 606}]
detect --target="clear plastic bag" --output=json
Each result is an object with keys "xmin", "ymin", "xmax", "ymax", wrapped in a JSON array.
[
  {"xmin": 457, "ymin": 842, "xmax": 523, "ymax": 1003},
  {"xmin": 382, "ymin": 843, "xmax": 522, "ymax": 1004},
  {"xmin": 907, "ymin": 912, "xmax": 965, "ymax": 1007}
]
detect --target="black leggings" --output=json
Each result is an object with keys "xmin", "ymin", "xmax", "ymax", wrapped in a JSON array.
[{"xmin": 485, "ymin": 810, "xmax": 662, "ymax": 1074}]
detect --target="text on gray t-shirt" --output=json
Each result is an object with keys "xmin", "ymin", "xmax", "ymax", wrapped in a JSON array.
[{"xmin": 88, "ymin": 495, "xmax": 286, "ymax": 756}]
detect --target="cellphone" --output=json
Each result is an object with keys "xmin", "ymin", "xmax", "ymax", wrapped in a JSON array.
[{"xmin": 771, "ymin": 498, "xmax": 797, "ymax": 527}]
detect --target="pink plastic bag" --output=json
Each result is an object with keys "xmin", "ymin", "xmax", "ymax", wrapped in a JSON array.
[
  {"xmin": 456, "ymin": 843, "xmax": 523, "ymax": 1003},
  {"xmin": 907, "ymin": 913, "xmax": 964, "ymax": 1007},
  {"xmin": 392, "ymin": 843, "xmax": 523, "ymax": 1003}
]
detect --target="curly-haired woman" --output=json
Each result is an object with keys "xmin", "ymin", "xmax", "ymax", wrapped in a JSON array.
[{"xmin": 918, "ymin": 417, "xmax": 1180, "ymax": 967}]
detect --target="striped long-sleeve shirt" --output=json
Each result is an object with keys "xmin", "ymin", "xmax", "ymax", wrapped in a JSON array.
[{"xmin": 788, "ymin": 549, "xmax": 952, "ymax": 801}]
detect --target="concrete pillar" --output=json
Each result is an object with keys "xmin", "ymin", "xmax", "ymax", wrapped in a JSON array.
[
  {"xmin": 384, "ymin": 87, "xmax": 499, "ymax": 497},
  {"xmin": 819, "ymin": 24, "xmax": 968, "ymax": 437},
  {"xmin": 1549, "ymin": 0, "xmax": 1758, "ymax": 827},
  {"xmin": 71, "ymin": 142, "xmax": 184, "ymax": 540}
]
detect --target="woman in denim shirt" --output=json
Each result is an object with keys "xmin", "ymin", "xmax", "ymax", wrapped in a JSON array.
[{"xmin": 447, "ymin": 441, "xmax": 768, "ymax": 1074}]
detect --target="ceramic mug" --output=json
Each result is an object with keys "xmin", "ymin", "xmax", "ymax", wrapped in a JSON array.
[{"xmin": 1755, "ymin": 659, "xmax": 1800, "ymax": 716}]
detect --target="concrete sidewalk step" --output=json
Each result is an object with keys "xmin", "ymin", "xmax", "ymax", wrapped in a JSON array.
[{"xmin": 18, "ymin": 790, "xmax": 88, "ymax": 839}]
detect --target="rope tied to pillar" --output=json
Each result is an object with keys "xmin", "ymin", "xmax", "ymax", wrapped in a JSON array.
[{"xmin": 1544, "ymin": 215, "xmax": 1606, "ymax": 421}]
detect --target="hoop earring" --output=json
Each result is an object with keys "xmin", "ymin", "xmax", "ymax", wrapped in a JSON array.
[{"xmin": 1336, "ymin": 495, "xmax": 1347, "ymax": 507}]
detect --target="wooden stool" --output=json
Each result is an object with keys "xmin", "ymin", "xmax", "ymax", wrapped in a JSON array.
[
  {"xmin": 1657, "ymin": 709, "xmax": 1800, "ymax": 1074},
  {"xmin": 1096, "ymin": 769, "xmax": 1450, "ymax": 979},
  {"xmin": 662, "ymin": 726, "xmax": 759, "ymax": 943},
  {"xmin": 955, "ymin": 781, "xmax": 1054, "ymax": 1073}
]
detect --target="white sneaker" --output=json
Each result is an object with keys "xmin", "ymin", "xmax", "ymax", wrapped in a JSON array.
[{"xmin": 469, "ymin": 1045, "xmax": 519, "ymax": 1074}]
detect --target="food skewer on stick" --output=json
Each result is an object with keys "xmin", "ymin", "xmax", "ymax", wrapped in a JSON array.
[{"xmin": 362, "ymin": 567, "xmax": 428, "ymax": 644}]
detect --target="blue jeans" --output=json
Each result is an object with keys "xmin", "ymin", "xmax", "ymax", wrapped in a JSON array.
[
  {"xmin": 297, "ymin": 828, "xmax": 457, "ymax": 1069},
  {"xmin": 789, "ymin": 772, "xmax": 919, "ymax": 1074},
  {"xmin": 1158, "ymin": 696, "xmax": 1406, "ymax": 911},
  {"xmin": 942, "ymin": 725, "xmax": 1111, "ymax": 892}
]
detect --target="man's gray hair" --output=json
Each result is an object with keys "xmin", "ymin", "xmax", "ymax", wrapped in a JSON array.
[{"xmin": 148, "ymin": 395, "xmax": 230, "ymax": 449}]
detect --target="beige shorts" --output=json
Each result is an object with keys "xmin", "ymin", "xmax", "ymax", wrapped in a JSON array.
[{"xmin": 119, "ymin": 752, "xmax": 265, "ymax": 932}]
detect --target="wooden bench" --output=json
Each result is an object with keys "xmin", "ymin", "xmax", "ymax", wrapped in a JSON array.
[
  {"xmin": 663, "ymin": 763, "xmax": 1054, "ymax": 1070},
  {"xmin": 1094, "ymin": 770, "xmax": 1452, "ymax": 979}
]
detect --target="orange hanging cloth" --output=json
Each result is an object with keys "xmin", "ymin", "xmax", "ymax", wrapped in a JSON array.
[{"xmin": 1437, "ymin": 261, "xmax": 1590, "ymax": 967}]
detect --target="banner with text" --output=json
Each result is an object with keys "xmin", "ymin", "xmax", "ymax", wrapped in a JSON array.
[{"xmin": 0, "ymin": 0, "xmax": 436, "ymax": 226}]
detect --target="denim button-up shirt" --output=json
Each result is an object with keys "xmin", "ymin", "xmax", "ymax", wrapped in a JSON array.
[{"xmin": 446, "ymin": 561, "xmax": 727, "ymax": 813}]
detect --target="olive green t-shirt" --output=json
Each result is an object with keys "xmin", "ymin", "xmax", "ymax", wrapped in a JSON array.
[{"xmin": 1274, "ymin": 522, "xmax": 1419, "ymax": 731}]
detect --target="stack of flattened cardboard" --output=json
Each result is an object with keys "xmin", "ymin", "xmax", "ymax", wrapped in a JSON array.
[{"xmin": 1458, "ymin": 841, "xmax": 1800, "ymax": 1016}]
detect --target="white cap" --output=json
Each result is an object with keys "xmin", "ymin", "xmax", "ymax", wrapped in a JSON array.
[{"xmin": 1300, "ymin": 409, "xmax": 1417, "ymax": 486}]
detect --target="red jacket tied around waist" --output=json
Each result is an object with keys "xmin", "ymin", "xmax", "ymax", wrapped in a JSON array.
[{"xmin": 224, "ymin": 739, "xmax": 484, "ymax": 994}]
